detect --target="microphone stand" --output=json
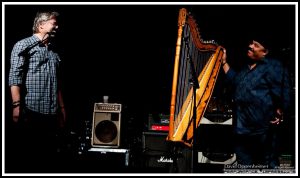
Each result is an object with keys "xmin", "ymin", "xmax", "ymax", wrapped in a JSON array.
[{"xmin": 184, "ymin": 37, "xmax": 199, "ymax": 173}]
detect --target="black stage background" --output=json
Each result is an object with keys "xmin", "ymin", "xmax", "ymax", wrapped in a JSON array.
[{"xmin": 3, "ymin": 3, "xmax": 296, "ymax": 174}]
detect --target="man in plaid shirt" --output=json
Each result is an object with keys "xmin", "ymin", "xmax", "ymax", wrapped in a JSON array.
[{"xmin": 8, "ymin": 11, "xmax": 66, "ymax": 172}]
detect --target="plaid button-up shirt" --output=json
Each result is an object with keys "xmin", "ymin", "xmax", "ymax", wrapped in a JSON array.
[{"xmin": 9, "ymin": 35, "xmax": 61, "ymax": 114}]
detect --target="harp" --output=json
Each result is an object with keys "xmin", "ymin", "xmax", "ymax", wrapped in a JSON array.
[{"xmin": 167, "ymin": 8, "xmax": 224, "ymax": 146}]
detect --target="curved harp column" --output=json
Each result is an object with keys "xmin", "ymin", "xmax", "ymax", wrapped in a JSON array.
[{"xmin": 167, "ymin": 8, "xmax": 224, "ymax": 146}]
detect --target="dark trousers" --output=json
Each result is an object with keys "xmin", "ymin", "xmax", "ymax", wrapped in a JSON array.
[
  {"xmin": 234, "ymin": 127, "xmax": 280, "ymax": 169},
  {"xmin": 11, "ymin": 108, "xmax": 60, "ymax": 173}
]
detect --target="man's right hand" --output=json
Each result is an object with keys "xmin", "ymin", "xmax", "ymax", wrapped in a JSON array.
[{"xmin": 12, "ymin": 106, "xmax": 20, "ymax": 123}]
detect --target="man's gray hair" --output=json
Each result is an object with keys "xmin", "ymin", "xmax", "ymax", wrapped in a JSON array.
[{"xmin": 32, "ymin": 11, "xmax": 59, "ymax": 33}]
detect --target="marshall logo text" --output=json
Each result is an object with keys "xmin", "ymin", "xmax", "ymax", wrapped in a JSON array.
[{"xmin": 157, "ymin": 156, "xmax": 173, "ymax": 163}]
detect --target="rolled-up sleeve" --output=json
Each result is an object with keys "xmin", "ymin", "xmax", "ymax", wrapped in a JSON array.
[{"xmin": 8, "ymin": 41, "xmax": 27, "ymax": 86}]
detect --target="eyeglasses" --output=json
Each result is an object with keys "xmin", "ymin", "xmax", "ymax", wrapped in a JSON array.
[{"xmin": 47, "ymin": 20, "xmax": 57, "ymax": 26}]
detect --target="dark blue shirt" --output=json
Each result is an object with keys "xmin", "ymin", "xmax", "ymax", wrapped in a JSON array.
[{"xmin": 226, "ymin": 57, "xmax": 290, "ymax": 135}]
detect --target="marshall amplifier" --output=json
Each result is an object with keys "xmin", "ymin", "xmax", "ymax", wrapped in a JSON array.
[
  {"xmin": 147, "ymin": 114, "xmax": 170, "ymax": 132},
  {"xmin": 142, "ymin": 131, "xmax": 173, "ymax": 169}
]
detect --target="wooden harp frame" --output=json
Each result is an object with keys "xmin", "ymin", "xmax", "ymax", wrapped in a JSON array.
[{"xmin": 167, "ymin": 8, "xmax": 224, "ymax": 146}]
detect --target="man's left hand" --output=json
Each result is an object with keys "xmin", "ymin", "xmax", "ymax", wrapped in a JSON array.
[{"xmin": 270, "ymin": 108, "xmax": 283, "ymax": 125}]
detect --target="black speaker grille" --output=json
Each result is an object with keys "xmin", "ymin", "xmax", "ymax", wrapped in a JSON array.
[
  {"xmin": 142, "ymin": 132, "xmax": 172, "ymax": 169},
  {"xmin": 95, "ymin": 120, "xmax": 117, "ymax": 143},
  {"xmin": 142, "ymin": 132, "xmax": 169, "ymax": 154}
]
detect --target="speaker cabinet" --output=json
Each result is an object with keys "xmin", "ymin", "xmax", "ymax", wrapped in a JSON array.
[
  {"xmin": 142, "ymin": 131, "xmax": 173, "ymax": 169},
  {"xmin": 91, "ymin": 103, "xmax": 122, "ymax": 148}
]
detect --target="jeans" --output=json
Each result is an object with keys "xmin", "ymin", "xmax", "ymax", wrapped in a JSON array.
[{"xmin": 12, "ymin": 108, "xmax": 60, "ymax": 173}]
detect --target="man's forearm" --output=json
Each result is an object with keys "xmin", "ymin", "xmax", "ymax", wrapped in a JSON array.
[
  {"xmin": 58, "ymin": 89, "xmax": 64, "ymax": 108},
  {"xmin": 222, "ymin": 62, "xmax": 230, "ymax": 74},
  {"xmin": 11, "ymin": 85, "xmax": 21, "ymax": 103}
]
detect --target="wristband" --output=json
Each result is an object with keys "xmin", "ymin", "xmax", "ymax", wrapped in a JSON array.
[{"xmin": 12, "ymin": 100, "xmax": 20, "ymax": 107}]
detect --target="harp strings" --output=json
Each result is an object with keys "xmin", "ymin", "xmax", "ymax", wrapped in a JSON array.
[
  {"xmin": 174, "ymin": 24, "xmax": 212, "ymax": 129},
  {"xmin": 168, "ymin": 8, "xmax": 222, "ymax": 145}
]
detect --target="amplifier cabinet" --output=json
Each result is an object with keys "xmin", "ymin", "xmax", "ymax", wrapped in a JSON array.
[
  {"xmin": 142, "ymin": 131, "xmax": 173, "ymax": 169},
  {"xmin": 91, "ymin": 103, "xmax": 122, "ymax": 148}
]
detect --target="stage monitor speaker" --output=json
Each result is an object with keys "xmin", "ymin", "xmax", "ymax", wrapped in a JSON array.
[{"xmin": 91, "ymin": 103, "xmax": 122, "ymax": 148}]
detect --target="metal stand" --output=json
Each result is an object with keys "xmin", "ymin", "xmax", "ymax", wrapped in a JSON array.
[
  {"xmin": 184, "ymin": 36, "xmax": 200, "ymax": 173},
  {"xmin": 88, "ymin": 147, "xmax": 130, "ymax": 166}
]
